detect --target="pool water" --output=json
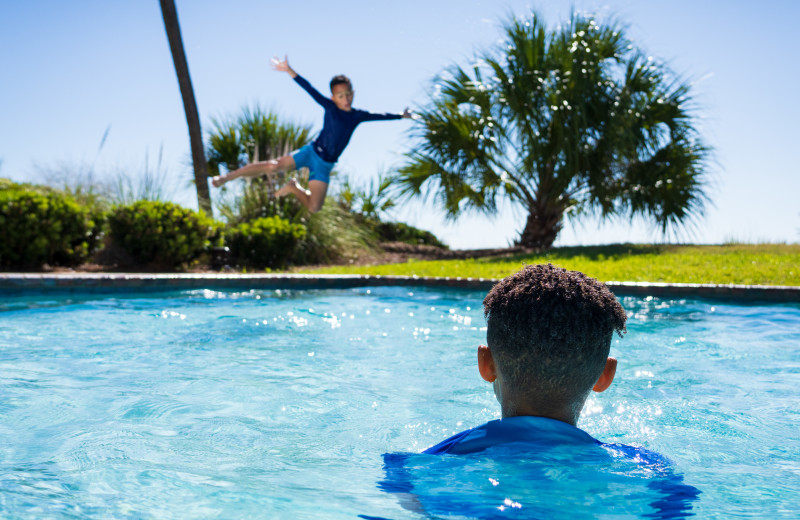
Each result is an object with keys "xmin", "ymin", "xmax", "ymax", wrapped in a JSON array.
[{"xmin": 0, "ymin": 287, "xmax": 798, "ymax": 518}]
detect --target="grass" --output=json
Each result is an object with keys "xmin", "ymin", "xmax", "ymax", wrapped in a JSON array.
[{"xmin": 296, "ymin": 243, "xmax": 800, "ymax": 286}]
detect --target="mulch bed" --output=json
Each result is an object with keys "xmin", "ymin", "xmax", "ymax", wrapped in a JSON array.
[{"xmin": 30, "ymin": 242, "xmax": 532, "ymax": 274}]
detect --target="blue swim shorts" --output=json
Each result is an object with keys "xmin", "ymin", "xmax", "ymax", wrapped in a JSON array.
[{"xmin": 292, "ymin": 144, "xmax": 334, "ymax": 184}]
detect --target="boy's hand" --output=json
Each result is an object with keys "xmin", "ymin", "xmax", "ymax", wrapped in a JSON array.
[{"xmin": 270, "ymin": 55, "xmax": 297, "ymax": 78}]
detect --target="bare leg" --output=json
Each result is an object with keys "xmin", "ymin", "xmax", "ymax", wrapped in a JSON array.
[
  {"xmin": 212, "ymin": 154, "xmax": 296, "ymax": 187},
  {"xmin": 276, "ymin": 179, "xmax": 329, "ymax": 213}
]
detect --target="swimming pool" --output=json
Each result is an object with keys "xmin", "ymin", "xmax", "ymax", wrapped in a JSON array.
[{"xmin": 1, "ymin": 286, "xmax": 798, "ymax": 518}]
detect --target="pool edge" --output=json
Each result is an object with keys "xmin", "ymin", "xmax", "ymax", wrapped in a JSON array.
[{"xmin": 1, "ymin": 273, "xmax": 799, "ymax": 303}]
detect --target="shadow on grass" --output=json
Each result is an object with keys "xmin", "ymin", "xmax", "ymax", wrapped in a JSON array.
[{"xmin": 480, "ymin": 243, "xmax": 672, "ymax": 263}]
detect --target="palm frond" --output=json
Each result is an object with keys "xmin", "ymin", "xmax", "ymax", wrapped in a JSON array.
[{"xmin": 396, "ymin": 10, "xmax": 710, "ymax": 247}]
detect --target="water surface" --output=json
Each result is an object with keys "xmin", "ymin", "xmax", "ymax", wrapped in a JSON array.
[{"xmin": 0, "ymin": 287, "xmax": 798, "ymax": 518}]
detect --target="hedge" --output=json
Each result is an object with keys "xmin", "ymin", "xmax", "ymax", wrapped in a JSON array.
[
  {"xmin": 108, "ymin": 200, "xmax": 214, "ymax": 268},
  {"xmin": 227, "ymin": 216, "xmax": 307, "ymax": 269},
  {"xmin": 0, "ymin": 182, "xmax": 103, "ymax": 269}
]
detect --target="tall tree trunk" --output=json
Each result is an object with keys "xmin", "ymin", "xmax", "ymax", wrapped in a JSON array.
[
  {"xmin": 517, "ymin": 201, "xmax": 563, "ymax": 250},
  {"xmin": 159, "ymin": 0, "xmax": 212, "ymax": 216}
]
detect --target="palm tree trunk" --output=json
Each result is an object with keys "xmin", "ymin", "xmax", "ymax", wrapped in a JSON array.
[
  {"xmin": 517, "ymin": 202, "xmax": 563, "ymax": 250},
  {"xmin": 159, "ymin": 0, "xmax": 212, "ymax": 216}
]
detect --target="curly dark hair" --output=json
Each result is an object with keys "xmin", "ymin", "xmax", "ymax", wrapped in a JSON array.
[
  {"xmin": 329, "ymin": 74, "xmax": 352, "ymax": 92},
  {"xmin": 483, "ymin": 264, "xmax": 627, "ymax": 410}
]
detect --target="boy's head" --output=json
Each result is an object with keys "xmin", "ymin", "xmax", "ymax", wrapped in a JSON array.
[
  {"xmin": 480, "ymin": 264, "xmax": 627, "ymax": 423},
  {"xmin": 330, "ymin": 75, "xmax": 353, "ymax": 111}
]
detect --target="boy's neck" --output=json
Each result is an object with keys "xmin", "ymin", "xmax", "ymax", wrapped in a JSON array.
[{"xmin": 500, "ymin": 399, "xmax": 582, "ymax": 426}]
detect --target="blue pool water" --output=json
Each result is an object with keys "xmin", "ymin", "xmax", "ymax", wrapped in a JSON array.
[{"xmin": 0, "ymin": 287, "xmax": 798, "ymax": 518}]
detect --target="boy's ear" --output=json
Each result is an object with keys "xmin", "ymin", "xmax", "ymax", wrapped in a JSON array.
[
  {"xmin": 592, "ymin": 357, "xmax": 617, "ymax": 393},
  {"xmin": 478, "ymin": 344, "xmax": 497, "ymax": 383}
]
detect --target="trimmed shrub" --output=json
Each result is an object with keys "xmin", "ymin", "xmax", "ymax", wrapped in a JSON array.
[
  {"xmin": 375, "ymin": 221, "xmax": 448, "ymax": 248},
  {"xmin": 108, "ymin": 200, "xmax": 214, "ymax": 268},
  {"xmin": 0, "ymin": 180, "xmax": 103, "ymax": 269},
  {"xmin": 207, "ymin": 219, "xmax": 226, "ymax": 248},
  {"xmin": 227, "ymin": 216, "xmax": 306, "ymax": 269}
]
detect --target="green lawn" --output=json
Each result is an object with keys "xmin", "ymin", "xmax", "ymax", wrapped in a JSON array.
[{"xmin": 297, "ymin": 244, "xmax": 800, "ymax": 286}]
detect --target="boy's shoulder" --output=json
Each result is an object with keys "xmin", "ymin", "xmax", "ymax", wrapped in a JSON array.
[
  {"xmin": 423, "ymin": 428, "xmax": 476, "ymax": 455},
  {"xmin": 424, "ymin": 416, "xmax": 599, "ymax": 455},
  {"xmin": 422, "ymin": 416, "xmax": 678, "ymax": 480},
  {"xmin": 381, "ymin": 421, "xmax": 700, "ymax": 518}
]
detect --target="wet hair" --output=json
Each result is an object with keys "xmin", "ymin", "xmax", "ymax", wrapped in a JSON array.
[
  {"xmin": 483, "ymin": 264, "xmax": 627, "ymax": 408},
  {"xmin": 329, "ymin": 74, "xmax": 352, "ymax": 92}
]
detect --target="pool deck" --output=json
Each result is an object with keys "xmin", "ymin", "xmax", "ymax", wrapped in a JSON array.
[{"xmin": 1, "ymin": 273, "xmax": 799, "ymax": 303}]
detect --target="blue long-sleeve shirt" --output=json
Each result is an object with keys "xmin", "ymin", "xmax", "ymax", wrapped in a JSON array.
[
  {"xmin": 376, "ymin": 416, "xmax": 701, "ymax": 519},
  {"xmin": 293, "ymin": 74, "xmax": 403, "ymax": 163}
]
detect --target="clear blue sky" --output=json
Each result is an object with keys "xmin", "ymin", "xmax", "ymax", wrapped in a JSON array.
[{"xmin": 2, "ymin": 1, "xmax": 798, "ymax": 249}]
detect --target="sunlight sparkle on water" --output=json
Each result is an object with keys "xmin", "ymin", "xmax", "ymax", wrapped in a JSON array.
[{"xmin": 1, "ymin": 288, "xmax": 798, "ymax": 518}]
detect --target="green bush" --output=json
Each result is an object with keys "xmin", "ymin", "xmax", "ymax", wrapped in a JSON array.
[
  {"xmin": 0, "ymin": 180, "xmax": 103, "ymax": 269},
  {"xmin": 375, "ymin": 221, "xmax": 448, "ymax": 248},
  {"xmin": 108, "ymin": 200, "xmax": 214, "ymax": 268},
  {"xmin": 227, "ymin": 216, "xmax": 307, "ymax": 269},
  {"xmin": 207, "ymin": 219, "xmax": 226, "ymax": 248}
]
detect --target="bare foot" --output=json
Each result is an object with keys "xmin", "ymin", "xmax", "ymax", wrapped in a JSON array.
[
  {"xmin": 275, "ymin": 178, "xmax": 310, "ymax": 198},
  {"xmin": 275, "ymin": 184, "xmax": 291, "ymax": 199},
  {"xmin": 275, "ymin": 183, "xmax": 292, "ymax": 198},
  {"xmin": 212, "ymin": 175, "xmax": 226, "ymax": 188}
]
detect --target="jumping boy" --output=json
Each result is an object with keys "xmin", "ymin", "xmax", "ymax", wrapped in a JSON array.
[{"xmin": 211, "ymin": 56, "xmax": 412, "ymax": 212}]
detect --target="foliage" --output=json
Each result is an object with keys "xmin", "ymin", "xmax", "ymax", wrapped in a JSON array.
[
  {"xmin": 397, "ymin": 11, "xmax": 710, "ymax": 249},
  {"xmin": 226, "ymin": 216, "xmax": 307, "ymax": 269},
  {"xmin": 110, "ymin": 147, "xmax": 180, "ymax": 206},
  {"xmin": 0, "ymin": 179, "xmax": 104, "ymax": 269},
  {"xmin": 107, "ymin": 200, "xmax": 213, "ymax": 268},
  {"xmin": 337, "ymin": 172, "xmax": 396, "ymax": 220},
  {"xmin": 206, "ymin": 105, "xmax": 312, "ymax": 177},
  {"xmin": 297, "ymin": 200, "xmax": 378, "ymax": 265},
  {"xmin": 217, "ymin": 175, "xmax": 304, "ymax": 227},
  {"xmin": 206, "ymin": 104, "xmax": 444, "ymax": 264},
  {"xmin": 206, "ymin": 219, "xmax": 226, "ymax": 248},
  {"xmin": 216, "ymin": 168, "xmax": 380, "ymax": 265},
  {"xmin": 33, "ymin": 145, "xmax": 180, "ymax": 211},
  {"xmin": 34, "ymin": 161, "xmax": 113, "ymax": 214},
  {"xmin": 209, "ymin": 104, "xmax": 315, "ymax": 245},
  {"xmin": 374, "ymin": 221, "xmax": 447, "ymax": 248},
  {"xmin": 300, "ymin": 243, "xmax": 800, "ymax": 286},
  {"xmin": 31, "ymin": 125, "xmax": 114, "ymax": 213},
  {"xmin": 213, "ymin": 157, "xmax": 380, "ymax": 266},
  {"xmin": 334, "ymin": 172, "xmax": 446, "ymax": 248}
]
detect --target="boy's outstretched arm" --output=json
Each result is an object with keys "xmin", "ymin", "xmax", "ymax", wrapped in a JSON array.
[
  {"xmin": 275, "ymin": 56, "xmax": 331, "ymax": 108},
  {"xmin": 270, "ymin": 55, "xmax": 297, "ymax": 78}
]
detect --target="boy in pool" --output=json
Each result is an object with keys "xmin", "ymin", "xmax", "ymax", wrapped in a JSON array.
[
  {"xmin": 211, "ymin": 55, "xmax": 412, "ymax": 212},
  {"xmin": 424, "ymin": 263, "xmax": 626, "ymax": 454},
  {"xmin": 376, "ymin": 264, "xmax": 699, "ymax": 517}
]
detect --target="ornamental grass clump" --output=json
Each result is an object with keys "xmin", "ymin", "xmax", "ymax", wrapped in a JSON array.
[
  {"xmin": 108, "ymin": 200, "xmax": 214, "ymax": 269},
  {"xmin": 0, "ymin": 179, "xmax": 103, "ymax": 269}
]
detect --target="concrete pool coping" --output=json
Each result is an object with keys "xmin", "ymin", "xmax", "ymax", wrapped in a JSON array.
[{"xmin": 1, "ymin": 273, "xmax": 799, "ymax": 303}]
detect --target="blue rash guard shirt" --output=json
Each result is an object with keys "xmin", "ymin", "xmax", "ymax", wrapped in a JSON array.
[
  {"xmin": 293, "ymin": 75, "xmax": 403, "ymax": 163},
  {"xmin": 423, "ymin": 415, "xmax": 598, "ymax": 454},
  {"xmin": 370, "ymin": 416, "xmax": 701, "ymax": 520}
]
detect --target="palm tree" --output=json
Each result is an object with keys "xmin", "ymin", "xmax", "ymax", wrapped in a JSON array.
[
  {"xmin": 206, "ymin": 105, "xmax": 313, "ymax": 178},
  {"xmin": 159, "ymin": 0, "xmax": 212, "ymax": 216},
  {"xmin": 396, "ymin": 11, "xmax": 710, "ymax": 249},
  {"xmin": 206, "ymin": 105, "xmax": 312, "ymax": 224},
  {"xmin": 337, "ymin": 171, "xmax": 397, "ymax": 221}
]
